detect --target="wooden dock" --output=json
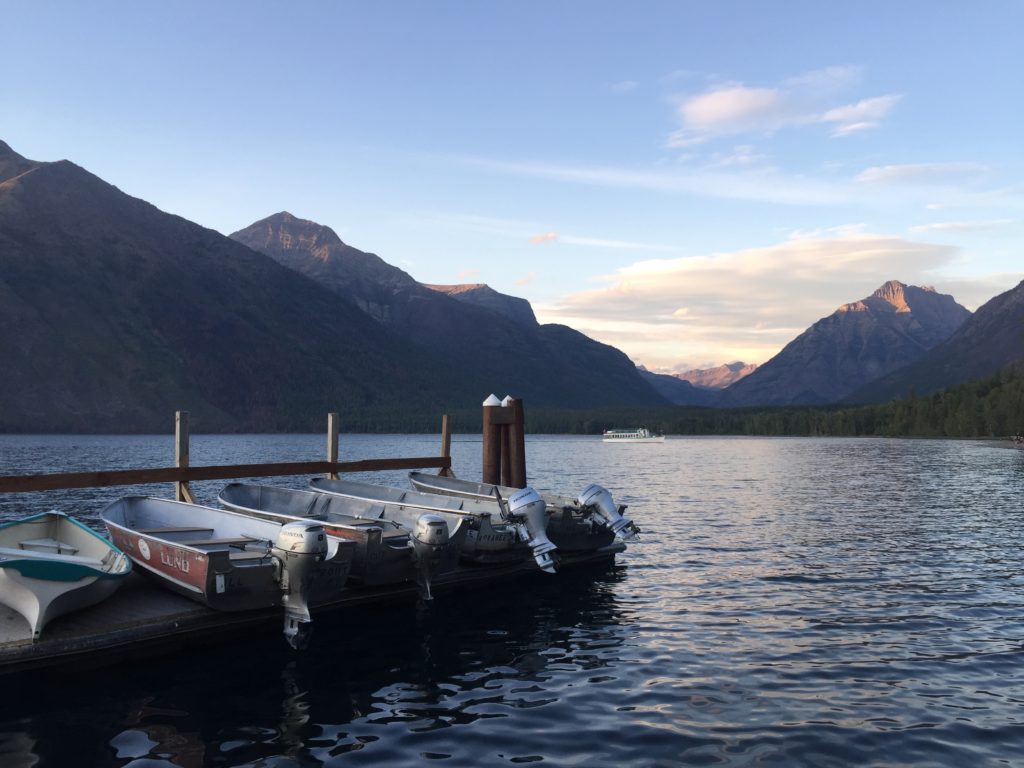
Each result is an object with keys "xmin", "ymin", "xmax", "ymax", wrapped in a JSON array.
[
  {"xmin": 0, "ymin": 406, "xmax": 627, "ymax": 676},
  {"xmin": 0, "ymin": 544, "xmax": 623, "ymax": 675}
]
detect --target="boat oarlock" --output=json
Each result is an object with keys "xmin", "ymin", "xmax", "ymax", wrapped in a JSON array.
[
  {"xmin": 576, "ymin": 484, "xmax": 640, "ymax": 542},
  {"xmin": 410, "ymin": 513, "xmax": 449, "ymax": 600},
  {"xmin": 505, "ymin": 487, "xmax": 558, "ymax": 573},
  {"xmin": 272, "ymin": 521, "xmax": 329, "ymax": 649}
]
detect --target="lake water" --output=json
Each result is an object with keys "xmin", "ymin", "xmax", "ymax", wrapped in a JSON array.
[{"xmin": 2, "ymin": 434, "xmax": 1023, "ymax": 767}]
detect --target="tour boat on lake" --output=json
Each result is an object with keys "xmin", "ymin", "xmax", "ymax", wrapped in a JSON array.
[{"xmin": 602, "ymin": 427, "xmax": 665, "ymax": 443}]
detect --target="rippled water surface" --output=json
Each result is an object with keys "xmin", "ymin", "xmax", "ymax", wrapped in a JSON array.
[{"xmin": 2, "ymin": 434, "xmax": 1024, "ymax": 766}]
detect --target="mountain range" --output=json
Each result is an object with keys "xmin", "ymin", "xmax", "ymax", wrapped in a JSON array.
[
  {"xmin": 0, "ymin": 142, "xmax": 477, "ymax": 432},
  {"xmin": 851, "ymin": 279, "xmax": 1024, "ymax": 402},
  {"xmin": 676, "ymin": 362, "xmax": 758, "ymax": 390},
  {"xmin": 2, "ymin": 137, "xmax": 1021, "ymax": 431},
  {"xmin": 230, "ymin": 212, "xmax": 664, "ymax": 410},
  {"xmin": 0, "ymin": 142, "xmax": 662, "ymax": 431},
  {"xmin": 719, "ymin": 281, "xmax": 971, "ymax": 406}
]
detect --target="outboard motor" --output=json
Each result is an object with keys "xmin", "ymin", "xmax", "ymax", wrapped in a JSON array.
[
  {"xmin": 506, "ymin": 487, "xmax": 557, "ymax": 573},
  {"xmin": 273, "ymin": 521, "xmax": 328, "ymax": 649},
  {"xmin": 577, "ymin": 483, "xmax": 640, "ymax": 541},
  {"xmin": 410, "ymin": 513, "xmax": 449, "ymax": 600}
]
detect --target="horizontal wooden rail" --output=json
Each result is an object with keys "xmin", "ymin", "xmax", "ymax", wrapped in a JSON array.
[{"xmin": 0, "ymin": 456, "xmax": 451, "ymax": 494}]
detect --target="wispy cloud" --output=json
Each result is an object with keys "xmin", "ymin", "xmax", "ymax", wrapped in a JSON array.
[
  {"xmin": 425, "ymin": 211, "xmax": 681, "ymax": 252},
  {"xmin": 610, "ymin": 80, "xmax": 638, "ymax": 92},
  {"xmin": 822, "ymin": 94, "xmax": 902, "ymax": 136},
  {"xmin": 909, "ymin": 219, "xmax": 1013, "ymax": 233},
  {"xmin": 458, "ymin": 155, "xmax": 850, "ymax": 206},
  {"xmin": 516, "ymin": 271, "xmax": 537, "ymax": 286},
  {"xmin": 457, "ymin": 268, "xmax": 480, "ymax": 281},
  {"xmin": 668, "ymin": 66, "xmax": 900, "ymax": 146},
  {"xmin": 857, "ymin": 162, "xmax": 990, "ymax": 185},
  {"xmin": 536, "ymin": 230, "xmax": 1015, "ymax": 371}
]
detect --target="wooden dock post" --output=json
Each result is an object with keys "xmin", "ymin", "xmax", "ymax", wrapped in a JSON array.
[
  {"xmin": 507, "ymin": 397, "xmax": 527, "ymax": 488},
  {"xmin": 482, "ymin": 394, "xmax": 503, "ymax": 485},
  {"xmin": 174, "ymin": 411, "xmax": 195, "ymax": 503},
  {"xmin": 482, "ymin": 395, "xmax": 525, "ymax": 487},
  {"xmin": 439, "ymin": 414, "xmax": 454, "ymax": 477},
  {"xmin": 327, "ymin": 412, "xmax": 340, "ymax": 480}
]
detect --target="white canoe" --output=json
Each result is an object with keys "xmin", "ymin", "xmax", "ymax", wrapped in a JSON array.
[{"xmin": 0, "ymin": 511, "xmax": 131, "ymax": 641}]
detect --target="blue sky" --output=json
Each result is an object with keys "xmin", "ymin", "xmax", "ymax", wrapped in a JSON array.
[{"xmin": 3, "ymin": 1, "xmax": 1022, "ymax": 371}]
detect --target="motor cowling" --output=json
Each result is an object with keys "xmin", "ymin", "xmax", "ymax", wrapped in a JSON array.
[
  {"xmin": 410, "ymin": 513, "xmax": 449, "ymax": 600},
  {"xmin": 506, "ymin": 487, "xmax": 557, "ymax": 573},
  {"xmin": 577, "ymin": 483, "xmax": 639, "ymax": 541},
  {"xmin": 272, "ymin": 521, "xmax": 328, "ymax": 649}
]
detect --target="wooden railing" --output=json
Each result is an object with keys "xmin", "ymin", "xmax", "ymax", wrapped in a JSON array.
[{"xmin": 0, "ymin": 412, "xmax": 453, "ymax": 500}]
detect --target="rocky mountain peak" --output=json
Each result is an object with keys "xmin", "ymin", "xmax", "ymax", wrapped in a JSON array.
[
  {"xmin": 0, "ymin": 140, "xmax": 39, "ymax": 184},
  {"xmin": 242, "ymin": 211, "xmax": 346, "ymax": 262},
  {"xmin": 872, "ymin": 279, "xmax": 911, "ymax": 310},
  {"xmin": 720, "ymin": 281, "xmax": 971, "ymax": 406},
  {"xmin": 838, "ymin": 280, "xmax": 945, "ymax": 315},
  {"xmin": 675, "ymin": 361, "xmax": 758, "ymax": 390}
]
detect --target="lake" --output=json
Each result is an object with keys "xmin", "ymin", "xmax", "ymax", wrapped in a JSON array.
[{"xmin": 1, "ymin": 434, "xmax": 1023, "ymax": 766}]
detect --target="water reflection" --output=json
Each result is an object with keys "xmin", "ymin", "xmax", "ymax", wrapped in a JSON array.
[{"xmin": 1, "ymin": 562, "xmax": 625, "ymax": 766}]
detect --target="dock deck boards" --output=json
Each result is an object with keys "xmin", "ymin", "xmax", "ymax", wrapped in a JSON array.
[{"xmin": 0, "ymin": 544, "xmax": 624, "ymax": 674}]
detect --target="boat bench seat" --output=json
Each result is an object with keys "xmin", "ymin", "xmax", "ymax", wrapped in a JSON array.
[
  {"xmin": 0, "ymin": 546, "xmax": 104, "ymax": 567},
  {"xmin": 188, "ymin": 537, "xmax": 259, "ymax": 549},
  {"xmin": 18, "ymin": 537, "xmax": 79, "ymax": 555},
  {"xmin": 228, "ymin": 550, "xmax": 271, "ymax": 561},
  {"xmin": 137, "ymin": 527, "xmax": 214, "ymax": 535}
]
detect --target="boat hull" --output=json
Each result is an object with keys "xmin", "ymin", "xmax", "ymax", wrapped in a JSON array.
[
  {"xmin": 602, "ymin": 436, "xmax": 665, "ymax": 443},
  {"xmin": 408, "ymin": 472, "xmax": 615, "ymax": 553},
  {"xmin": 102, "ymin": 497, "xmax": 353, "ymax": 613},
  {"xmin": 0, "ymin": 512, "xmax": 131, "ymax": 639},
  {"xmin": 309, "ymin": 478, "xmax": 529, "ymax": 566},
  {"xmin": 217, "ymin": 483, "xmax": 464, "ymax": 586}
]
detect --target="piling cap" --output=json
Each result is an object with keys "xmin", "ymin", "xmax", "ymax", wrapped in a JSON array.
[
  {"xmin": 501, "ymin": 395, "xmax": 515, "ymax": 407},
  {"xmin": 482, "ymin": 394, "xmax": 502, "ymax": 406}
]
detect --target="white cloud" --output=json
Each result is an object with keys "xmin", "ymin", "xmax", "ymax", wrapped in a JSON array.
[
  {"xmin": 610, "ymin": 80, "xmax": 638, "ymax": 92},
  {"xmin": 535, "ymin": 231, "xmax": 1017, "ymax": 371},
  {"xmin": 559, "ymin": 234, "xmax": 677, "ymax": 252},
  {"xmin": 680, "ymin": 85, "xmax": 785, "ymax": 132},
  {"xmin": 529, "ymin": 231, "xmax": 558, "ymax": 244},
  {"xmin": 669, "ymin": 66, "xmax": 899, "ymax": 145},
  {"xmin": 909, "ymin": 219, "xmax": 1013, "ymax": 233},
  {"xmin": 857, "ymin": 162, "xmax": 990, "ymax": 184},
  {"xmin": 822, "ymin": 94, "xmax": 902, "ymax": 136},
  {"xmin": 459, "ymin": 155, "xmax": 850, "ymax": 206}
]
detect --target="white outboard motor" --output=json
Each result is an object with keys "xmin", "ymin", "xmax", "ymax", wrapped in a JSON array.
[
  {"xmin": 273, "ymin": 521, "xmax": 328, "ymax": 649},
  {"xmin": 577, "ymin": 483, "xmax": 640, "ymax": 541},
  {"xmin": 410, "ymin": 513, "xmax": 449, "ymax": 600},
  {"xmin": 506, "ymin": 487, "xmax": 557, "ymax": 573}
]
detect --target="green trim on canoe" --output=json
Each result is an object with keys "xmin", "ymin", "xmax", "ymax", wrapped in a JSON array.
[{"xmin": 0, "ymin": 558, "xmax": 112, "ymax": 582}]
